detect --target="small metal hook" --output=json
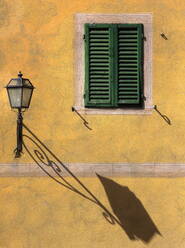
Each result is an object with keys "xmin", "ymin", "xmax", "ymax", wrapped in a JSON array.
[
  {"xmin": 72, "ymin": 107, "xmax": 92, "ymax": 130},
  {"xmin": 160, "ymin": 33, "xmax": 168, "ymax": 40}
]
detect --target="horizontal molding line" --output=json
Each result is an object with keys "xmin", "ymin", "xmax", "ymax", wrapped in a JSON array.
[{"xmin": 1, "ymin": 163, "xmax": 185, "ymax": 177}]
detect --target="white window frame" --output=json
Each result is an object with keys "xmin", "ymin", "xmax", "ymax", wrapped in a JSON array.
[{"xmin": 74, "ymin": 13, "xmax": 153, "ymax": 115}]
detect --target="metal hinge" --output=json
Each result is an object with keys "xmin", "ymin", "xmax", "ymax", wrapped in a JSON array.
[
  {"xmin": 83, "ymin": 34, "xmax": 86, "ymax": 41},
  {"xmin": 142, "ymin": 33, "xmax": 146, "ymax": 41},
  {"xmin": 141, "ymin": 94, "xmax": 146, "ymax": 101}
]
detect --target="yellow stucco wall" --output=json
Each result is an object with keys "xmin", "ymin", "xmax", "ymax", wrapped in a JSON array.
[
  {"xmin": 0, "ymin": 177, "xmax": 185, "ymax": 247},
  {"xmin": 0, "ymin": 0, "xmax": 185, "ymax": 247},
  {"xmin": 0, "ymin": 0, "xmax": 185, "ymax": 163}
]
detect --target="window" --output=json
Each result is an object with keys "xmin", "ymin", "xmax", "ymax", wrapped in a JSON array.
[
  {"xmin": 84, "ymin": 23, "xmax": 144, "ymax": 108},
  {"xmin": 74, "ymin": 14, "xmax": 153, "ymax": 114}
]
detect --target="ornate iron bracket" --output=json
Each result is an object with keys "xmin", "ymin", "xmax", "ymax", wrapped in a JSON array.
[{"xmin": 14, "ymin": 109, "xmax": 23, "ymax": 158}]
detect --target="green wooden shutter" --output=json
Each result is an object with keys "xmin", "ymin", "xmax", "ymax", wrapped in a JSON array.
[
  {"xmin": 116, "ymin": 24, "xmax": 143, "ymax": 105},
  {"xmin": 84, "ymin": 24, "xmax": 114, "ymax": 107},
  {"xmin": 84, "ymin": 23, "xmax": 144, "ymax": 108}
]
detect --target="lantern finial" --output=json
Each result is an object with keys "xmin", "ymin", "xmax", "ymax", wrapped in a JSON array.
[{"xmin": 18, "ymin": 71, "xmax": 23, "ymax": 78}]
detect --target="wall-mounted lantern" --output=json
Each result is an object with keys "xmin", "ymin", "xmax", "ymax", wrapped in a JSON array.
[{"xmin": 6, "ymin": 72, "xmax": 35, "ymax": 158}]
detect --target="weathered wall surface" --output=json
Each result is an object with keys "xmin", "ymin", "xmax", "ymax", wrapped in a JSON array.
[
  {"xmin": 0, "ymin": 0, "xmax": 185, "ymax": 247},
  {"xmin": 0, "ymin": 177, "xmax": 185, "ymax": 248},
  {"xmin": 0, "ymin": 0, "xmax": 185, "ymax": 163}
]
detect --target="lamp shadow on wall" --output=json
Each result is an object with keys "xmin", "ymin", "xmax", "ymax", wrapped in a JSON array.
[
  {"xmin": 97, "ymin": 174, "xmax": 161, "ymax": 243},
  {"xmin": 22, "ymin": 123, "xmax": 161, "ymax": 244}
]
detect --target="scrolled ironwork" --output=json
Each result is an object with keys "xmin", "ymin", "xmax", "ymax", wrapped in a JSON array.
[
  {"xmin": 102, "ymin": 211, "xmax": 115, "ymax": 225},
  {"xmin": 22, "ymin": 123, "xmax": 121, "ymax": 228}
]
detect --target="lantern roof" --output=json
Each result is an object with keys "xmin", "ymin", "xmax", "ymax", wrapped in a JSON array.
[{"xmin": 6, "ymin": 72, "xmax": 35, "ymax": 89}]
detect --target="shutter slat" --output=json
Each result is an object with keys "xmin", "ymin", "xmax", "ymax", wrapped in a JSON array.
[
  {"xmin": 119, "ymin": 63, "xmax": 137, "ymax": 68},
  {"xmin": 90, "ymin": 87, "xmax": 109, "ymax": 90},
  {"xmin": 90, "ymin": 43, "xmax": 109, "ymax": 47},
  {"xmin": 119, "ymin": 35, "xmax": 138, "ymax": 38},
  {"xmin": 90, "ymin": 59, "xmax": 109, "ymax": 62},
  {"xmin": 90, "ymin": 74, "xmax": 109, "ymax": 77},
  {"xmin": 90, "ymin": 79, "xmax": 110, "ymax": 82},
  {"xmin": 90, "ymin": 48, "xmax": 109, "ymax": 51},
  {"xmin": 90, "ymin": 62, "xmax": 109, "ymax": 67},
  {"xmin": 119, "ymin": 51, "xmax": 138, "ymax": 54},
  {"xmin": 90, "ymin": 30, "xmax": 109, "ymax": 34},
  {"xmin": 90, "ymin": 35, "xmax": 109, "ymax": 38},
  {"xmin": 119, "ymin": 87, "xmax": 138, "ymax": 90},
  {"xmin": 119, "ymin": 60, "xmax": 138, "ymax": 62},
  {"xmin": 118, "ymin": 95, "xmax": 138, "ymax": 98},
  {"xmin": 119, "ymin": 39, "xmax": 138, "ymax": 42},
  {"xmin": 119, "ymin": 30, "xmax": 137, "ymax": 34},
  {"xmin": 90, "ymin": 51, "xmax": 109, "ymax": 54},
  {"xmin": 90, "ymin": 71, "xmax": 109, "ymax": 74},
  {"xmin": 119, "ymin": 92, "xmax": 138, "ymax": 94},
  {"xmin": 90, "ymin": 39, "xmax": 109, "ymax": 42},
  {"xmin": 90, "ymin": 83, "xmax": 110, "ymax": 86},
  {"xmin": 90, "ymin": 96, "xmax": 109, "ymax": 99},
  {"xmin": 90, "ymin": 67, "xmax": 109, "ymax": 70},
  {"xmin": 119, "ymin": 83, "xmax": 138, "ymax": 85},
  {"xmin": 119, "ymin": 47, "xmax": 137, "ymax": 50},
  {"xmin": 90, "ymin": 54, "xmax": 109, "ymax": 58},
  {"xmin": 118, "ymin": 81, "xmax": 138, "ymax": 83},
  {"xmin": 119, "ymin": 71, "xmax": 138, "ymax": 74},
  {"xmin": 119, "ymin": 43, "xmax": 138, "ymax": 46},
  {"xmin": 118, "ymin": 67, "xmax": 138, "ymax": 70}
]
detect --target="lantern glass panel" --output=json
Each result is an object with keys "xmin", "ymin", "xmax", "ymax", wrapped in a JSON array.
[
  {"xmin": 22, "ymin": 88, "xmax": 33, "ymax": 107},
  {"xmin": 8, "ymin": 88, "xmax": 22, "ymax": 108}
]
